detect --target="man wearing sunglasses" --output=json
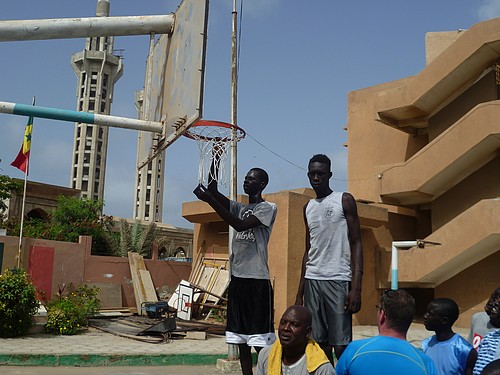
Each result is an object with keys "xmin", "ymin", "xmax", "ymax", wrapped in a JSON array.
[{"xmin": 336, "ymin": 289, "xmax": 436, "ymax": 374}]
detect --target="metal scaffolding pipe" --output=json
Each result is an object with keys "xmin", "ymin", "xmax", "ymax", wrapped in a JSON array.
[
  {"xmin": 0, "ymin": 101, "xmax": 163, "ymax": 133},
  {"xmin": 0, "ymin": 15, "xmax": 174, "ymax": 42}
]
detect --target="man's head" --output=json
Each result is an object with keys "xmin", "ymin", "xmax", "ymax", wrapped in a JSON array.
[
  {"xmin": 485, "ymin": 287, "xmax": 500, "ymax": 327},
  {"xmin": 278, "ymin": 305, "xmax": 312, "ymax": 352},
  {"xmin": 423, "ymin": 298, "xmax": 459, "ymax": 332},
  {"xmin": 377, "ymin": 289, "xmax": 415, "ymax": 335},
  {"xmin": 307, "ymin": 154, "xmax": 332, "ymax": 195},
  {"xmin": 243, "ymin": 168, "xmax": 269, "ymax": 196},
  {"xmin": 482, "ymin": 359, "xmax": 500, "ymax": 375}
]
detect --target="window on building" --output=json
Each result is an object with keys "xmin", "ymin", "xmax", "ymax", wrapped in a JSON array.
[
  {"xmin": 83, "ymin": 167, "xmax": 89, "ymax": 177},
  {"xmin": 98, "ymin": 141, "xmax": 102, "ymax": 153},
  {"xmin": 94, "ymin": 182, "xmax": 99, "ymax": 194},
  {"xmin": 96, "ymin": 168, "xmax": 100, "ymax": 179},
  {"xmin": 79, "ymin": 101, "xmax": 83, "ymax": 111},
  {"xmin": 86, "ymin": 127, "xmax": 93, "ymax": 137},
  {"xmin": 89, "ymin": 101, "xmax": 95, "ymax": 111},
  {"xmin": 147, "ymin": 174, "xmax": 152, "ymax": 186},
  {"xmin": 100, "ymin": 101, "xmax": 106, "ymax": 112},
  {"xmin": 103, "ymin": 74, "xmax": 108, "ymax": 87},
  {"xmin": 146, "ymin": 190, "xmax": 151, "ymax": 201},
  {"xmin": 91, "ymin": 72, "xmax": 98, "ymax": 84},
  {"xmin": 82, "ymin": 181, "xmax": 88, "ymax": 192},
  {"xmin": 90, "ymin": 88, "xmax": 96, "ymax": 98}
]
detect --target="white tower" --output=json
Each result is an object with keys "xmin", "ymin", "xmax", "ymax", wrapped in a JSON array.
[
  {"xmin": 133, "ymin": 90, "xmax": 164, "ymax": 222},
  {"xmin": 70, "ymin": 0, "xmax": 123, "ymax": 201}
]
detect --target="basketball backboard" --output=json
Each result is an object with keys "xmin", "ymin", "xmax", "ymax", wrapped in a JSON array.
[{"xmin": 137, "ymin": 0, "xmax": 208, "ymax": 168}]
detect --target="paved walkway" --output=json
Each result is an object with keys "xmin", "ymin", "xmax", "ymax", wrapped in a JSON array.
[{"xmin": 0, "ymin": 322, "xmax": 469, "ymax": 368}]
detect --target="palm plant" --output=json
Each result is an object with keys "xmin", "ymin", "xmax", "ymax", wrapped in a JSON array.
[{"xmin": 104, "ymin": 219, "xmax": 157, "ymax": 258}]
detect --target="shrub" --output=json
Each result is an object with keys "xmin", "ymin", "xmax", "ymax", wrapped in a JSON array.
[
  {"xmin": 0, "ymin": 269, "xmax": 40, "ymax": 338},
  {"xmin": 45, "ymin": 284, "xmax": 100, "ymax": 335}
]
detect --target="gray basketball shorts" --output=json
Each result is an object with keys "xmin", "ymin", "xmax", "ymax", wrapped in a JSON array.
[{"xmin": 304, "ymin": 279, "xmax": 352, "ymax": 346}]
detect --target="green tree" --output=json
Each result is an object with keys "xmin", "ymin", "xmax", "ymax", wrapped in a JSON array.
[
  {"xmin": 0, "ymin": 175, "xmax": 23, "ymax": 220},
  {"xmin": 5, "ymin": 196, "xmax": 112, "ymax": 255},
  {"xmin": 0, "ymin": 269, "xmax": 40, "ymax": 338},
  {"xmin": 104, "ymin": 219, "xmax": 158, "ymax": 258}
]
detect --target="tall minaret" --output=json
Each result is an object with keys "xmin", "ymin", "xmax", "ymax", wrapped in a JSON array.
[{"xmin": 70, "ymin": 0, "xmax": 123, "ymax": 201}]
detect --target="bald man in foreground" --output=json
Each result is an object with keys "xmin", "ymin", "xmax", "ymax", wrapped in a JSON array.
[{"xmin": 257, "ymin": 305, "xmax": 335, "ymax": 375}]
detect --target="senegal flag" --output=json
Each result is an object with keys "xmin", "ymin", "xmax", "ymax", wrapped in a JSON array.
[{"xmin": 11, "ymin": 116, "xmax": 34, "ymax": 174}]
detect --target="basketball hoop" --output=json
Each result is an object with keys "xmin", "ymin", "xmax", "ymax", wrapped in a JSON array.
[{"xmin": 184, "ymin": 120, "xmax": 245, "ymax": 186}]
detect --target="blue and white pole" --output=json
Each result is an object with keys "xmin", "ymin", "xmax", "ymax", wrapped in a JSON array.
[
  {"xmin": 0, "ymin": 101, "xmax": 163, "ymax": 133},
  {"xmin": 391, "ymin": 241, "xmax": 418, "ymax": 290}
]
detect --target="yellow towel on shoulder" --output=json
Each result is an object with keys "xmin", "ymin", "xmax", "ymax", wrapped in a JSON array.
[{"xmin": 267, "ymin": 338, "xmax": 330, "ymax": 374}]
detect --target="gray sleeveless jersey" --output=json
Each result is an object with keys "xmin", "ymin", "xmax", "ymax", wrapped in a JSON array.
[{"xmin": 304, "ymin": 191, "xmax": 351, "ymax": 281}]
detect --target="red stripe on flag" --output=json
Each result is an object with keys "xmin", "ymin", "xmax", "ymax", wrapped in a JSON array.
[{"xmin": 11, "ymin": 148, "xmax": 30, "ymax": 173}]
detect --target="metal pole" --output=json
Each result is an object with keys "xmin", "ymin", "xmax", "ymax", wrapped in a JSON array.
[
  {"xmin": 0, "ymin": 15, "xmax": 173, "ymax": 42},
  {"xmin": 227, "ymin": 0, "xmax": 239, "ymax": 362},
  {"xmin": 16, "ymin": 96, "xmax": 35, "ymax": 269},
  {"xmin": 0, "ymin": 101, "xmax": 163, "ymax": 133},
  {"xmin": 391, "ymin": 241, "xmax": 418, "ymax": 290}
]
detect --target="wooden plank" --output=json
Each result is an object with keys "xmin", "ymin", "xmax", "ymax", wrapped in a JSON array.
[
  {"xmin": 205, "ymin": 269, "xmax": 229, "ymax": 304},
  {"xmin": 128, "ymin": 252, "xmax": 143, "ymax": 314},
  {"xmin": 139, "ymin": 269, "xmax": 158, "ymax": 302},
  {"xmin": 196, "ymin": 266, "xmax": 215, "ymax": 291},
  {"xmin": 128, "ymin": 252, "xmax": 157, "ymax": 315}
]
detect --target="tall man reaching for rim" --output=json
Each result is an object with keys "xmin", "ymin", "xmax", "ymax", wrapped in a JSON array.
[
  {"xmin": 296, "ymin": 154, "xmax": 364, "ymax": 364},
  {"xmin": 194, "ymin": 155, "xmax": 277, "ymax": 375}
]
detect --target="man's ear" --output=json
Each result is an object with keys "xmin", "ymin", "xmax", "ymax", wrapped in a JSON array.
[
  {"xmin": 306, "ymin": 326, "xmax": 312, "ymax": 338},
  {"xmin": 378, "ymin": 309, "xmax": 386, "ymax": 327}
]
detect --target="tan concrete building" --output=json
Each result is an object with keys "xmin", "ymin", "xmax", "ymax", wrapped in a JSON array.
[
  {"xmin": 182, "ymin": 18, "xmax": 499, "ymax": 328},
  {"xmin": 3, "ymin": 180, "xmax": 81, "ymax": 221},
  {"xmin": 346, "ymin": 17, "xmax": 500, "ymax": 327}
]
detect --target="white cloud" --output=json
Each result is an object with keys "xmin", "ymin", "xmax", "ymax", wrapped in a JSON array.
[{"xmin": 477, "ymin": 0, "xmax": 500, "ymax": 20}]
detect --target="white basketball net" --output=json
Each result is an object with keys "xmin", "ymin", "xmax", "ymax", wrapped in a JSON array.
[{"xmin": 185, "ymin": 122, "xmax": 245, "ymax": 186}]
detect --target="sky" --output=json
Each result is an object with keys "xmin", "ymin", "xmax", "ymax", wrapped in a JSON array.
[{"xmin": 1, "ymin": 0, "xmax": 499, "ymax": 228}]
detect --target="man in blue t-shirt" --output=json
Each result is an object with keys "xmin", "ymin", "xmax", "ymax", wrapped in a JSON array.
[{"xmin": 336, "ymin": 289, "xmax": 436, "ymax": 375}]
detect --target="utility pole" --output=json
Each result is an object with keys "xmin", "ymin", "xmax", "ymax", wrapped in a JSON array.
[{"xmin": 228, "ymin": 0, "xmax": 239, "ymax": 362}]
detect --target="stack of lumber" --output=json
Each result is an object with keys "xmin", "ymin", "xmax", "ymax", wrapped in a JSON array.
[{"xmin": 128, "ymin": 252, "xmax": 158, "ymax": 315}]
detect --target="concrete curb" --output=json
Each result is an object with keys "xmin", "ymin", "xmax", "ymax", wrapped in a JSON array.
[{"xmin": 0, "ymin": 353, "xmax": 229, "ymax": 367}]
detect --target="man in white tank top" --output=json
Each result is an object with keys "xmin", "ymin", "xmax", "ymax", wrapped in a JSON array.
[{"xmin": 296, "ymin": 154, "xmax": 364, "ymax": 365}]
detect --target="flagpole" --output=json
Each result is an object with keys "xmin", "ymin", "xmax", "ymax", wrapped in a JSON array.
[{"xmin": 16, "ymin": 96, "xmax": 35, "ymax": 269}]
